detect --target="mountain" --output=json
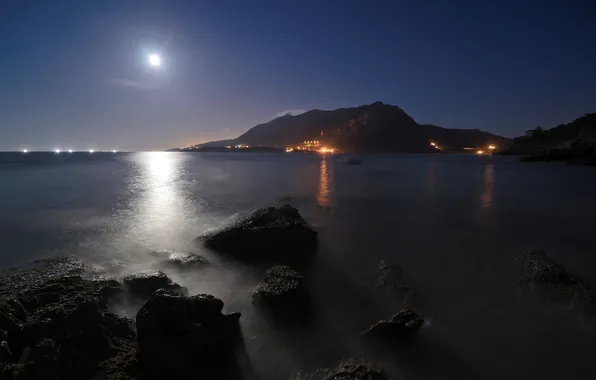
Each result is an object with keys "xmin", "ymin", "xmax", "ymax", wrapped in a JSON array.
[
  {"xmin": 199, "ymin": 102, "xmax": 508, "ymax": 153},
  {"xmin": 503, "ymin": 113, "xmax": 596, "ymax": 165}
]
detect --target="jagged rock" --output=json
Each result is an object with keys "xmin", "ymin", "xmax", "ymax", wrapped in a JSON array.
[
  {"xmin": 514, "ymin": 249, "xmax": 593, "ymax": 311},
  {"xmin": 122, "ymin": 271, "xmax": 187, "ymax": 299},
  {"xmin": 99, "ymin": 343, "xmax": 140, "ymax": 380},
  {"xmin": 200, "ymin": 205, "xmax": 317, "ymax": 261},
  {"xmin": 360, "ymin": 309, "xmax": 424, "ymax": 342},
  {"xmin": 163, "ymin": 252, "xmax": 209, "ymax": 269},
  {"xmin": 136, "ymin": 289, "xmax": 241, "ymax": 380},
  {"xmin": 251, "ymin": 266, "xmax": 311, "ymax": 317},
  {"xmin": 293, "ymin": 358, "xmax": 394, "ymax": 380},
  {"xmin": 0, "ymin": 275, "xmax": 135, "ymax": 380}
]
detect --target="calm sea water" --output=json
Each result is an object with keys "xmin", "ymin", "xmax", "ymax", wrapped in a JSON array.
[{"xmin": 1, "ymin": 151, "xmax": 596, "ymax": 379}]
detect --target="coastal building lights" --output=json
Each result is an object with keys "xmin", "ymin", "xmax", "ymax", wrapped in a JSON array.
[
  {"xmin": 488, "ymin": 145, "xmax": 496, "ymax": 150},
  {"xmin": 477, "ymin": 150, "xmax": 484, "ymax": 155}
]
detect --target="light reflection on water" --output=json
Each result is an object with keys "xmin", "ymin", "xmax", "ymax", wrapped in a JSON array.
[
  {"xmin": 480, "ymin": 161, "xmax": 494, "ymax": 209},
  {"xmin": 317, "ymin": 157, "xmax": 333, "ymax": 207}
]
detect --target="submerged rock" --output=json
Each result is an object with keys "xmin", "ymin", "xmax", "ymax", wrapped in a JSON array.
[
  {"xmin": 122, "ymin": 271, "xmax": 188, "ymax": 299},
  {"xmin": 514, "ymin": 249, "xmax": 593, "ymax": 311},
  {"xmin": 360, "ymin": 308, "xmax": 424, "ymax": 342},
  {"xmin": 0, "ymin": 275, "xmax": 135, "ymax": 380},
  {"xmin": 293, "ymin": 357, "xmax": 394, "ymax": 380},
  {"xmin": 136, "ymin": 289, "xmax": 241, "ymax": 380},
  {"xmin": 200, "ymin": 205, "xmax": 317, "ymax": 261},
  {"xmin": 251, "ymin": 265, "xmax": 311, "ymax": 316}
]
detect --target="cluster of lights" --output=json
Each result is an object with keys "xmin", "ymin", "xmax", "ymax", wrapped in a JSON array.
[
  {"xmin": 430, "ymin": 141, "xmax": 442, "ymax": 150},
  {"xmin": 22, "ymin": 149, "xmax": 117, "ymax": 154},
  {"xmin": 318, "ymin": 147, "xmax": 335, "ymax": 153}
]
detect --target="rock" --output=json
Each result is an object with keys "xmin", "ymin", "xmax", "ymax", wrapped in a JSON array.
[
  {"xmin": 200, "ymin": 205, "xmax": 317, "ymax": 261},
  {"xmin": 136, "ymin": 289, "xmax": 241, "ymax": 379},
  {"xmin": 122, "ymin": 271, "xmax": 188, "ymax": 299},
  {"xmin": 251, "ymin": 266, "xmax": 311, "ymax": 317},
  {"xmin": 514, "ymin": 249, "xmax": 593, "ymax": 311},
  {"xmin": 293, "ymin": 357, "xmax": 394, "ymax": 380},
  {"xmin": 99, "ymin": 343, "xmax": 139, "ymax": 380},
  {"xmin": 164, "ymin": 252, "xmax": 209, "ymax": 269},
  {"xmin": 0, "ymin": 274, "xmax": 135, "ymax": 380},
  {"xmin": 360, "ymin": 308, "xmax": 424, "ymax": 342}
]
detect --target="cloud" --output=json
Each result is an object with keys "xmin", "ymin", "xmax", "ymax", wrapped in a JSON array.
[
  {"xmin": 110, "ymin": 78, "xmax": 162, "ymax": 90},
  {"xmin": 275, "ymin": 109, "xmax": 307, "ymax": 118}
]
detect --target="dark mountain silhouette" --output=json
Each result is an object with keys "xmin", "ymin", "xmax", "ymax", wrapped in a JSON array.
[{"xmin": 199, "ymin": 102, "xmax": 508, "ymax": 152}]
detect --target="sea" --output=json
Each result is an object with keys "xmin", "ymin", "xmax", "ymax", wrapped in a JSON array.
[{"xmin": 1, "ymin": 151, "xmax": 596, "ymax": 379}]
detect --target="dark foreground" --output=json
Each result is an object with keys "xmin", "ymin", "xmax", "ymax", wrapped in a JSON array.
[{"xmin": 1, "ymin": 206, "xmax": 594, "ymax": 380}]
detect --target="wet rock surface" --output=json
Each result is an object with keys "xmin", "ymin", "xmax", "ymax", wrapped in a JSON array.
[
  {"xmin": 360, "ymin": 309, "xmax": 424, "ymax": 342},
  {"xmin": 0, "ymin": 274, "xmax": 135, "ymax": 380},
  {"xmin": 136, "ymin": 289, "xmax": 241, "ymax": 380},
  {"xmin": 293, "ymin": 358, "xmax": 394, "ymax": 380},
  {"xmin": 252, "ymin": 266, "xmax": 311, "ymax": 317},
  {"xmin": 514, "ymin": 249, "xmax": 593, "ymax": 312},
  {"xmin": 151, "ymin": 251, "xmax": 209, "ymax": 270},
  {"xmin": 122, "ymin": 271, "xmax": 188, "ymax": 299},
  {"xmin": 200, "ymin": 205, "xmax": 317, "ymax": 261}
]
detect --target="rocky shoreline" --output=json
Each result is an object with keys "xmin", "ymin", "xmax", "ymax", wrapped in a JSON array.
[{"xmin": 2, "ymin": 205, "xmax": 593, "ymax": 379}]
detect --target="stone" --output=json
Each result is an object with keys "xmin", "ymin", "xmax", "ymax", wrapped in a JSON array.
[
  {"xmin": 200, "ymin": 205, "xmax": 317, "ymax": 261},
  {"xmin": 514, "ymin": 249, "xmax": 593, "ymax": 311},
  {"xmin": 122, "ymin": 271, "xmax": 188, "ymax": 299},
  {"xmin": 251, "ymin": 266, "xmax": 311, "ymax": 317},
  {"xmin": 360, "ymin": 308, "xmax": 424, "ymax": 342},
  {"xmin": 136, "ymin": 289, "xmax": 241, "ymax": 380},
  {"xmin": 164, "ymin": 252, "xmax": 209, "ymax": 269},
  {"xmin": 0, "ymin": 274, "xmax": 135, "ymax": 380},
  {"xmin": 293, "ymin": 358, "xmax": 394, "ymax": 380}
]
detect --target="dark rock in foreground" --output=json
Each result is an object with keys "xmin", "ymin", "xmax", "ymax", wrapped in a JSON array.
[
  {"xmin": 514, "ymin": 249, "xmax": 593, "ymax": 311},
  {"xmin": 136, "ymin": 289, "xmax": 241, "ymax": 380},
  {"xmin": 122, "ymin": 271, "xmax": 188, "ymax": 299},
  {"xmin": 200, "ymin": 205, "xmax": 317, "ymax": 261},
  {"xmin": 293, "ymin": 357, "xmax": 395, "ymax": 380},
  {"xmin": 360, "ymin": 308, "xmax": 424, "ymax": 342},
  {"xmin": 252, "ymin": 265, "xmax": 311, "ymax": 317},
  {"xmin": 0, "ymin": 275, "xmax": 134, "ymax": 379}
]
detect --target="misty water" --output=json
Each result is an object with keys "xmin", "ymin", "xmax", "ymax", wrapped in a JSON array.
[{"xmin": 1, "ymin": 152, "xmax": 596, "ymax": 379}]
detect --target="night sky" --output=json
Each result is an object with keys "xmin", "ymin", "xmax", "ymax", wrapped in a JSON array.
[{"xmin": 1, "ymin": 0, "xmax": 595, "ymax": 151}]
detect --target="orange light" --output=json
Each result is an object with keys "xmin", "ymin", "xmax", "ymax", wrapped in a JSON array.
[{"xmin": 477, "ymin": 150, "xmax": 484, "ymax": 155}]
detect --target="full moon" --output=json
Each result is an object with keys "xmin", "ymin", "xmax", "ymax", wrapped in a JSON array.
[{"xmin": 148, "ymin": 54, "xmax": 161, "ymax": 67}]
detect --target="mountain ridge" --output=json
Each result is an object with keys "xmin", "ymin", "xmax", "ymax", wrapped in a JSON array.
[{"xmin": 196, "ymin": 102, "xmax": 509, "ymax": 152}]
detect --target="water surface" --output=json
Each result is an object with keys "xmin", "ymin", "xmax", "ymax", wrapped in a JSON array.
[{"xmin": 1, "ymin": 152, "xmax": 595, "ymax": 379}]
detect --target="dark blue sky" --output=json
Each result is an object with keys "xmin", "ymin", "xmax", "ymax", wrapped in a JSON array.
[{"xmin": 1, "ymin": 0, "xmax": 595, "ymax": 151}]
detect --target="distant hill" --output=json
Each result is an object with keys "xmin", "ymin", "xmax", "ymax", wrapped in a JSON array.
[
  {"xmin": 504, "ymin": 113, "xmax": 596, "ymax": 154},
  {"xmin": 503, "ymin": 113, "xmax": 596, "ymax": 165},
  {"xmin": 198, "ymin": 102, "xmax": 508, "ymax": 153}
]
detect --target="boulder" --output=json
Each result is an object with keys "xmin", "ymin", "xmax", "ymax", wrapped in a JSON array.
[
  {"xmin": 360, "ymin": 308, "xmax": 424, "ymax": 342},
  {"xmin": 514, "ymin": 249, "xmax": 593, "ymax": 311},
  {"xmin": 136, "ymin": 289, "xmax": 241, "ymax": 380},
  {"xmin": 293, "ymin": 358, "xmax": 394, "ymax": 380},
  {"xmin": 122, "ymin": 271, "xmax": 188, "ymax": 299},
  {"xmin": 251, "ymin": 266, "xmax": 311, "ymax": 317},
  {"xmin": 200, "ymin": 205, "xmax": 317, "ymax": 261},
  {"xmin": 0, "ymin": 275, "xmax": 135, "ymax": 380},
  {"xmin": 163, "ymin": 252, "xmax": 209, "ymax": 269}
]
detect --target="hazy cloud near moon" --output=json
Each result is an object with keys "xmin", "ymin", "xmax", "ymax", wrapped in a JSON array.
[{"xmin": 110, "ymin": 78, "xmax": 162, "ymax": 90}]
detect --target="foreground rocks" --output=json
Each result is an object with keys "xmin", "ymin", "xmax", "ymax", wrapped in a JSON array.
[
  {"xmin": 360, "ymin": 309, "xmax": 424, "ymax": 342},
  {"xmin": 0, "ymin": 275, "xmax": 134, "ymax": 380},
  {"xmin": 514, "ymin": 249, "xmax": 593, "ymax": 312},
  {"xmin": 122, "ymin": 271, "xmax": 188, "ymax": 299},
  {"xmin": 252, "ymin": 266, "xmax": 311, "ymax": 318},
  {"xmin": 136, "ymin": 290, "xmax": 241, "ymax": 380},
  {"xmin": 150, "ymin": 251, "xmax": 209, "ymax": 270},
  {"xmin": 293, "ymin": 358, "xmax": 394, "ymax": 380},
  {"xmin": 200, "ymin": 205, "xmax": 318, "ymax": 261}
]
